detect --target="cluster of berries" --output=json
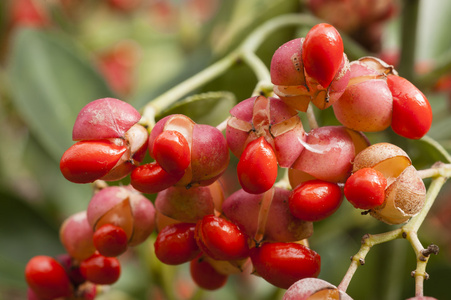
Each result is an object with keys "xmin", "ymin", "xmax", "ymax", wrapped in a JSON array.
[{"xmin": 25, "ymin": 22, "xmax": 432, "ymax": 299}]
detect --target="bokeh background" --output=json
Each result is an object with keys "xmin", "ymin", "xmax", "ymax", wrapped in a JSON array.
[{"xmin": 1, "ymin": 0, "xmax": 451, "ymax": 299}]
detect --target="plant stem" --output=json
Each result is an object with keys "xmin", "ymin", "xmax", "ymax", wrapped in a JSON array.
[
  {"xmin": 141, "ymin": 52, "xmax": 240, "ymax": 126},
  {"xmin": 338, "ymin": 229, "xmax": 403, "ymax": 292},
  {"xmin": 398, "ymin": 0, "xmax": 420, "ymax": 81}
]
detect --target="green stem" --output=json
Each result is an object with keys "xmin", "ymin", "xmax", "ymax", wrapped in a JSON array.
[
  {"xmin": 338, "ymin": 229, "xmax": 403, "ymax": 292},
  {"xmin": 398, "ymin": 0, "xmax": 420, "ymax": 81},
  {"xmin": 141, "ymin": 52, "xmax": 240, "ymax": 126}
]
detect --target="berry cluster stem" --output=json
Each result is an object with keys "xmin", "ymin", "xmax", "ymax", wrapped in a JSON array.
[{"xmin": 140, "ymin": 13, "xmax": 367, "ymax": 129}]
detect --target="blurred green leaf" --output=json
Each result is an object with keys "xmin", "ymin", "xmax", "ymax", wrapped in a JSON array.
[
  {"xmin": 7, "ymin": 28, "xmax": 115, "ymax": 162},
  {"xmin": 0, "ymin": 189, "xmax": 63, "ymax": 289},
  {"xmin": 157, "ymin": 91, "xmax": 236, "ymax": 126}
]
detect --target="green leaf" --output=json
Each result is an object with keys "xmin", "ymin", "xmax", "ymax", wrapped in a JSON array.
[
  {"xmin": 7, "ymin": 28, "xmax": 115, "ymax": 162},
  {"xmin": 0, "ymin": 188, "xmax": 64, "ymax": 289},
  {"xmin": 157, "ymin": 91, "xmax": 236, "ymax": 126}
]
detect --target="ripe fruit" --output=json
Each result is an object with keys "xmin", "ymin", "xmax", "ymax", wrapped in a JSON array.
[
  {"xmin": 302, "ymin": 23, "xmax": 344, "ymax": 88},
  {"xmin": 72, "ymin": 98, "xmax": 141, "ymax": 141},
  {"xmin": 155, "ymin": 185, "xmax": 216, "ymax": 223},
  {"xmin": 25, "ymin": 256, "xmax": 73, "ymax": 299},
  {"xmin": 60, "ymin": 139, "xmax": 127, "ymax": 184},
  {"xmin": 237, "ymin": 137, "xmax": 278, "ymax": 194},
  {"xmin": 131, "ymin": 162, "xmax": 185, "ymax": 194},
  {"xmin": 289, "ymin": 126, "xmax": 359, "ymax": 184},
  {"xmin": 195, "ymin": 215, "xmax": 250, "ymax": 261},
  {"xmin": 190, "ymin": 257, "xmax": 228, "ymax": 290},
  {"xmin": 332, "ymin": 57, "xmax": 394, "ymax": 132},
  {"xmin": 93, "ymin": 224, "xmax": 128, "ymax": 257},
  {"xmin": 226, "ymin": 96, "xmax": 306, "ymax": 168},
  {"xmin": 250, "ymin": 242, "xmax": 321, "ymax": 289},
  {"xmin": 387, "ymin": 74, "xmax": 433, "ymax": 139},
  {"xmin": 154, "ymin": 223, "xmax": 200, "ymax": 265},
  {"xmin": 289, "ymin": 180, "xmax": 343, "ymax": 221},
  {"xmin": 344, "ymin": 168, "xmax": 387, "ymax": 210},
  {"xmin": 80, "ymin": 253, "xmax": 121, "ymax": 285},
  {"xmin": 351, "ymin": 143, "xmax": 426, "ymax": 224},
  {"xmin": 222, "ymin": 188, "xmax": 313, "ymax": 243},
  {"xmin": 60, "ymin": 211, "xmax": 96, "ymax": 261},
  {"xmin": 152, "ymin": 130, "xmax": 191, "ymax": 174},
  {"xmin": 87, "ymin": 185, "xmax": 156, "ymax": 247}
]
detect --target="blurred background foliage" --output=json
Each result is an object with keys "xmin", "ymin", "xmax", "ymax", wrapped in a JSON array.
[{"xmin": 0, "ymin": 0, "xmax": 451, "ymax": 299}]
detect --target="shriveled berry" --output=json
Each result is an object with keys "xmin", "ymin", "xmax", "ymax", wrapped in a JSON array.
[
  {"xmin": 289, "ymin": 180, "xmax": 343, "ymax": 222},
  {"xmin": 250, "ymin": 242, "xmax": 321, "ymax": 289},
  {"xmin": 25, "ymin": 255, "xmax": 73, "ymax": 299},
  {"xmin": 237, "ymin": 137, "xmax": 278, "ymax": 194},
  {"xmin": 195, "ymin": 215, "xmax": 250, "ymax": 261},
  {"xmin": 190, "ymin": 257, "xmax": 228, "ymax": 290},
  {"xmin": 60, "ymin": 139, "xmax": 127, "ymax": 184},
  {"xmin": 344, "ymin": 168, "xmax": 387, "ymax": 209},
  {"xmin": 154, "ymin": 223, "xmax": 200, "ymax": 265},
  {"xmin": 387, "ymin": 75, "xmax": 433, "ymax": 139},
  {"xmin": 302, "ymin": 23, "xmax": 343, "ymax": 87},
  {"xmin": 152, "ymin": 130, "xmax": 191, "ymax": 174},
  {"xmin": 93, "ymin": 224, "xmax": 128, "ymax": 257},
  {"xmin": 80, "ymin": 253, "xmax": 121, "ymax": 285}
]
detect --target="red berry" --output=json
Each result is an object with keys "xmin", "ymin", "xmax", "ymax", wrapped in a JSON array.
[
  {"xmin": 154, "ymin": 223, "xmax": 200, "ymax": 265},
  {"xmin": 25, "ymin": 255, "xmax": 73, "ymax": 299},
  {"xmin": 250, "ymin": 242, "xmax": 321, "ymax": 289},
  {"xmin": 289, "ymin": 180, "xmax": 343, "ymax": 222},
  {"xmin": 130, "ymin": 162, "xmax": 184, "ymax": 194},
  {"xmin": 195, "ymin": 215, "xmax": 250, "ymax": 261},
  {"xmin": 80, "ymin": 253, "xmax": 121, "ymax": 285},
  {"xmin": 152, "ymin": 130, "xmax": 191, "ymax": 174},
  {"xmin": 60, "ymin": 139, "xmax": 127, "ymax": 184},
  {"xmin": 387, "ymin": 75, "xmax": 433, "ymax": 139},
  {"xmin": 93, "ymin": 224, "xmax": 129, "ymax": 257},
  {"xmin": 237, "ymin": 137, "xmax": 278, "ymax": 194},
  {"xmin": 302, "ymin": 23, "xmax": 343, "ymax": 88},
  {"xmin": 344, "ymin": 168, "xmax": 387, "ymax": 209},
  {"xmin": 190, "ymin": 257, "xmax": 228, "ymax": 290}
]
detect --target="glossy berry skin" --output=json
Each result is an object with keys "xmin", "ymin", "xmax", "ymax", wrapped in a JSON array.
[
  {"xmin": 302, "ymin": 23, "xmax": 344, "ymax": 88},
  {"xmin": 154, "ymin": 223, "xmax": 200, "ymax": 265},
  {"xmin": 195, "ymin": 215, "xmax": 250, "ymax": 261},
  {"xmin": 25, "ymin": 255, "xmax": 73, "ymax": 299},
  {"xmin": 289, "ymin": 180, "xmax": 343, "ymax": 222},
  {"xmin": 93, "ymin": 224, "xmax": 128, "ymax": 257},
  {"xmin": 387, "ymin": 75, "xmax": 433, "ymax": 139},
  {"xmin": 152, "ymin": 130, "xmax": 191, "ymax": 174},
  {"xmin": 60, "ymin": 139, "xmax": 127, "ymax": 184},
  {"xmin": 80, "ymin": 253, "xmax": 121, "ymax": 285},
  {"xmin": 131, "ymin": 162, "xmax": 184, "ymax": 194},
  {"xmin": 344, "ymin": 168, "xmax": 387, "ymax": 209},
  {"xmin": 237, "ymin": 137, "xmax": 278, "ymax": 194},
  {"xmin": 250, "ymin": 242, "xmax": 321, "ymax": 289},
  {"xmin": 190, "ymin": 257, "xmax": 228, "ymax": 290}
]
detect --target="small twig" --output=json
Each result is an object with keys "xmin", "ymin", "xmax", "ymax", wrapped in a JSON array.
[{"xmin": 338, "ymin": 230, "xmax": 403, "ymax": 292}]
